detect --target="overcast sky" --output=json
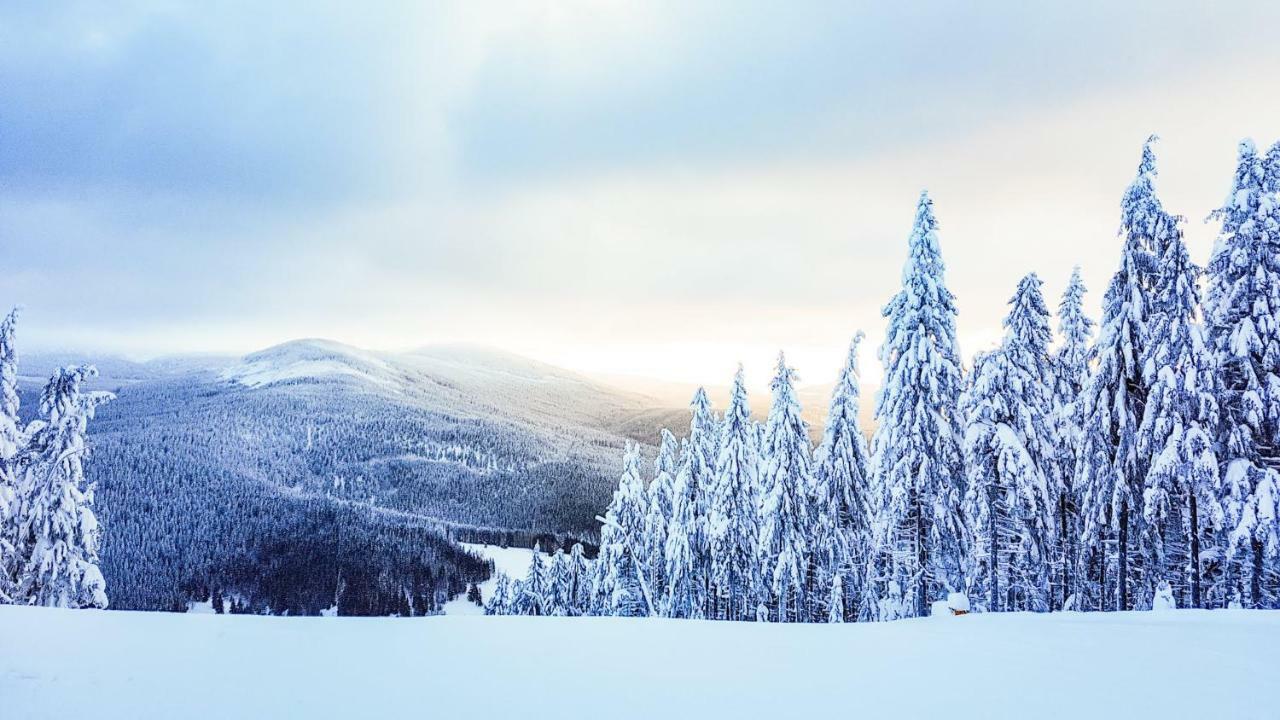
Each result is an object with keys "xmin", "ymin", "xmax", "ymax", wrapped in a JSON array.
[{"xmin": 3, "ymin": 1, "xmax": 1279, "ymax": 390}]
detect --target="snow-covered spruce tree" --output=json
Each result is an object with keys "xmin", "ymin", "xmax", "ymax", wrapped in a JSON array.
[
  {"xmin": 813, "ymin": 332, "xmax": 873, "ymax": 622},
  {"xmin": 758, "ymin": 353, "xmax": 814, "ymax": 622},
  {"xmin": 868, "ymin": 191, "xmax": 967, "ymax": 618},
  {"xmin": 13, "ymin": 366, "xmax": 113, "ymax": 608},
  {"xmin": 827, "ymin": 575, "xmax": 845, "ymax": 624},
  {"xmin": 1266, "ymin": 141, "xmax": 1280, "ymax": 193},
  {"xmin": 642, "ymin": 429, "xmax": 677, "ymax": 606},
  {"xmin": 707, "ymin": 366, "xmax": 761, "ymax": 621},
  {"xmin": 484, "ymin": 573, "xmax": 513, "ymax": 615},
  {"xmin": 0, "ymin": 307, "xmax": 19, "ymax": 467},
  {"xmin": 0, "ymin": 307, "xmax": 20, "ymax": 603},
  {"xmin": 587, "ymin": 550, "xmax": 611, "ymax": 616},
  {"xmin": 1001, "ymin": 272, "xmax": 1060, "ymax": 609},
  {"xmin": 598, "ymin": 443, "xmax": 650, "ymax": 616},
  {"xmin": 1077, "ymin": 137, "xmax": 1167, "ymax": 611},
  {"xmin": 961, "ymin": 275, "xmax": 1058, "ymax": 613},
  {"xmin": 567, "ymin": 542, "xmax": 591, "ymax": 615},
  {"xmin": 1207, "ymin": 140, "xmax": 1280, "ymax": 609},
  {"xmin": 1136, "ymin": 209, "xmax": 1222, "ymax": 610},
  {"xmin": 547, "ymin": 547, "xmax": 570, "ymax": 616},
  {"xmin": 663, "ymin": 389, "xmax": 716, "ymax": 618},
  {"xmin": 1052, "ymin": 268, "xmax": 1094, "ymax": 608},
  {"xmin": 517, "ymin": 542, "xmax": 548, "ymax": 616}
]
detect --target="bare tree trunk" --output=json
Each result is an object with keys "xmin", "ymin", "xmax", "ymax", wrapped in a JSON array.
[
  {"xmin": 990, "ymin": 485, "xmax": 1000, "ymax": 612},
  {"xmin": 1062, "ymin": 492, "xmax": 1074, "ymax": 610},
  {"xmin": 1118, "ymin": 498, "xmax": 1129, "ymax": 612},
  {"xmin": 915, "ymin": 485, "xmax": 927, "ymax": 617},
  {"xmin": 1252, "ymin": 538, "xmax": 1264, "ymax": 609},
  {"xmin": 1189, "ymin": 494, "xmax": 1201, "ymax": 609}
]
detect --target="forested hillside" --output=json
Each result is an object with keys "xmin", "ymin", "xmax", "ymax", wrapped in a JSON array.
[{"xmin": 11, "ymin": 340, "xmax": 677, "ymax": 612}]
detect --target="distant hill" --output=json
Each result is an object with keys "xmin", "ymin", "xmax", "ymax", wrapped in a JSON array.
[
  {"xmin": 17, "ymin": 340, "xmax": 688, "ymax": 611},
  {"xmin": 17, "ymin": 339, "xmax": 873, "ymax": 612}
]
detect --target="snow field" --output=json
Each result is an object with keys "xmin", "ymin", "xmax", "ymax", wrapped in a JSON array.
[{"xmin": 2, "ymin": 606, "xmax": 1278, "ymax": 720}]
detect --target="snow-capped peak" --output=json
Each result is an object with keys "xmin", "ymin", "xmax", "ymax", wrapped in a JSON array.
[{"xmin": 221, "ymin": 338, "xmax": 398, "ymax": 389}]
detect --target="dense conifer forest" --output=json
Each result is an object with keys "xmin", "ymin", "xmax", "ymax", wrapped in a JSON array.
[{"xmin": 489, "ymin": 137, "xmax": 1280, "ymax": 622}]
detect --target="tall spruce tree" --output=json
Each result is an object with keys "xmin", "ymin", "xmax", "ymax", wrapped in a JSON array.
[
  {"xmin": 827, "ymin": 575, "xmax": 846, "ymax": 624},
  {"xmin": 961, "ymin": 275, "xmax": 1058, "ymax": 612},
  {"xmin": 1208, "ymin": 139, "xmax": 1280, "ymax": 609},
  {"xmin": 758, "ymin": 353, "xmax": 815, "ymax": 622},
  {"xmin": 1053, "ymin": 268, "xmax": 1094, "ymax": 608},
  {"xmin": 13, "ymin": 366, "xmax": 113, "ymax": 608},
  {"xmin": 567, "ymin": 542, "xmax": 591, "ymax": 615},
  {"xmin": 599, "ymin": 443, "xmax": 650, "ymax": 616},
  {"xmin": 1137, "ymin": 208, "xmax": 1222, "ymax": 609},
  {"xmin": 518, "ymin": 542, "xmax": 548, "ymax": 616},
  {"xmin": 663, "ymin": 389, "xmax": 716, "ymax": 618},
  {"xmin": 1265, "ymin": 141, "xmax": 1280, "ymax": 193},
  {"xmin": 485, "ymin": 573, "xmax": 514, "ymax": 615},
  {"xmin": 707, "ymin": 366, "xmax": 761, "ymax": 620},
  {"xmin": 869, "ymin": 191, "xmax": 967, "ymax": 618},
  {"xmin": 1077, "ymin": 137, "xmax": 1169, "ymax": 611},
  {"xmin": 547, "ymin": 548, "xmax": 571, "ymax": 616},
  {"xmin": 813, "ymin": 332, "xmax": 873, "ymax": 622},
  {"xmin": 642, "ymin": 429, "xmax": 678, "ymax": 604},
  {"xmin": 0, "ymin": 308, "xmax": 20, "ymax": 602}
]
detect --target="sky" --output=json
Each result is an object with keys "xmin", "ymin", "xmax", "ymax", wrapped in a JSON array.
[{"xmin": 3, "ymin": 1, "xmax": 1280, "ymax": 393}]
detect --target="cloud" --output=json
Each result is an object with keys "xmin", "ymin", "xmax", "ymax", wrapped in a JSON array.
[{"xmin": 2, "ymin": 0, "xmax": 1280, "ymax": 390}]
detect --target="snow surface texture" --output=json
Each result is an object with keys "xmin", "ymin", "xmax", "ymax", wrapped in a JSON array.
[{"xmin": 2, "ymin": 607, "xmax": 1277, "ymax": 720}]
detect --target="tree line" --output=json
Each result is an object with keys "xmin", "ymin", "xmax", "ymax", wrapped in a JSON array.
[{"xmin": 488, "ymin": 136, "xmax": 1280, "ymax": 621}]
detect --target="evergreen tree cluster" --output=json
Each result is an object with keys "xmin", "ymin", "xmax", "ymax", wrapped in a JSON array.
[
  {"xmin": 488, "ymin": 339, "xmax": 874, "ymax": 622},
  {"xmin": 491, "ymin": 136, "xmax": 1280, "ymax": 620}
]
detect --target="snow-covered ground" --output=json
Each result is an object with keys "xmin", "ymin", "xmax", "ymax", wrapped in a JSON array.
[
  {"xmin": 441, "ymin": 542, "xmax": 535, "ymax": 615},
  {"xmin": 2, "ymin": 606, "xmax": 1277, "ymax": 719}
]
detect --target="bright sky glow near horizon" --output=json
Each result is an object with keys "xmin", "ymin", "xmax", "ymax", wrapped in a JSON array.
[{"xmin": 3, "ymin": 2, "xmax": 1280, "ymax": 394}]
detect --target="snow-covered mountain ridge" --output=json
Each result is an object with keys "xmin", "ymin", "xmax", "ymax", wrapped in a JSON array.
[{"xmin": 16, "ymin": 340, "xmax": 688, "ymax": 612}]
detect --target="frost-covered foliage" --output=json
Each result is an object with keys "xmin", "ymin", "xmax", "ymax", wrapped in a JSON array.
[
  {"xmin": 1137, "ymin": 207, "xmax": 1222, "ymax": 609},
  {"xmin": 868, "ymin": 191, "xmax": 967, "ymax": 619},
  {"xmin": 1206, "ymin": 139, "xmax": 1280, "ymax": 609},
  {"xmin": 758, "ymin": 353, "xmax": 814, "ymax": 622},
  {"xmin": 642, "ymin": 429, "xmax": 677, "ymax": 605},
  {"xmin": 1052, "ymin": 268, "xmax": 1093, "ymax": 607},
  {"xmin": 0, "ymin": 310, "xmax": 124, "ymax": 610},
  {"xmin": 813, "ymin": 333, "xmax": 873, "ymax": 621},
  {"xmin": 0, "ymin": 307, "xmax": 21, "ymax": 602},
  {"xmin": 0, "ymin": 307, "xmax": 20, "ymax": 464},
  {"xmin": 662, "ymin": 389, "xmax": 716, "ymax": 618},
  {"xmin": 1076, "ymin": 137, "xmax": 1168, "ymax": 611},
  {"xmin": 518, "ymin": 542, "xmax": 549, "ymax": 616},
  {"xmin": 12, "ymin": 366, "xmax": 113, "ymax": 608},
  {"xmin": 962, "ymin": 275, "xmax": 1058, "ymax": 613},
  {"xmin": 596, "ymin": 443, "xmax": 650, "ymax": 617},
  {"xmin": 707, "ymin": 367, "xmax": 760, "ymax": 620}
]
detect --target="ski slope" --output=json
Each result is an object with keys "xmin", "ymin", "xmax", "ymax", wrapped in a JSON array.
[
  {"xmin": 441, "ymin": 542, "xmax": 536, "ymax": 615},
  {"xmin": 2, "ymin": 606, "xmax": 1277, "ymax": 719}
]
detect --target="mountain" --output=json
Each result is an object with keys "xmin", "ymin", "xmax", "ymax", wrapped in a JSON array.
[
  {"xmin": 17, "ymin": 338, "xmax": 865, "ymax": 613},
  {"xmin": 17, "ymin": 340, "xmax": 686, "ymax": 612}
]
